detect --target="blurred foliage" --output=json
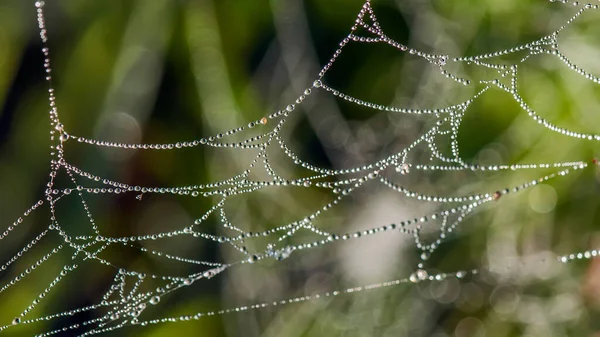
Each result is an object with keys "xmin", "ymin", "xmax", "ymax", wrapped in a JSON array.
[{"xmin": 1, "ymin": 0, "xmax": 600, "ymax": 336}]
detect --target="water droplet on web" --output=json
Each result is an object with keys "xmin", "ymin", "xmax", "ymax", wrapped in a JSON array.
[
  {"xmin": 150, "ymin": 296, "xmax": 160, "ymax": 305},
  {"xmin": 409, "ymin": 273, "xmax": 419, "ymax": 283},
  {"xmin": 12, "ymin": 317, "xmax": 21, "ymax": 325},
  {"xmin": 409, "ymin": 269, "xmax": 429, "ymax": 283},
  {"xmin": 456, "ymin": 271, "xmax": 467, "ymax": 279},
  {"xmin": 492, "ymin": 191, "xmax": 502, "ymax": 200},
  {"xmin": 396, "ymin": 163, "xmax": 410, "ymax": 175}
]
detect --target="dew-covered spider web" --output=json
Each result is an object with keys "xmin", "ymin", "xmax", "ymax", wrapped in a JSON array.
[{"xmin": 2, "ymin": 0, "xmax": 600, "ymax": 335}]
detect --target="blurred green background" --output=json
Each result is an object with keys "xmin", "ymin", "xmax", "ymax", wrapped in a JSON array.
[{"xmin": 1, "ymin": 0, "xmax": 600, "ymax": 336}]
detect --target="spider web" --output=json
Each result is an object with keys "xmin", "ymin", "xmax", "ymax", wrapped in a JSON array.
[{"xmin": 1, "ymin": 0, "xmax": 600, "ymax": 335}]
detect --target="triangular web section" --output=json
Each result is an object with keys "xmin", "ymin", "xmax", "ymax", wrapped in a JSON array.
[{"xmin": 351, "ymin": 0, "xmax": 384, "ymax": 39}]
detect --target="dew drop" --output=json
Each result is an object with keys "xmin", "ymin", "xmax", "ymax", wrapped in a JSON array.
[
  {"xmin": 410, "ymin": 269, "xmax": 428, "ymax": 283},
  {"xmin": 396, "ymin": 163, "xmax": 410, "ymax": 175},
  {"xmin": 492, "ymin": 191, "xmax": 502, "ymax": 200},
  {"xmin": 150, "ymin": 296, "xmax": 160, "ymax": 305},
  {"xmin": 456, "ymin": 271, "xmax": 467, "ymax": 279},
  {"xmin": 12, "ymin": 317, "xmax": 21, "ymax": 325}
]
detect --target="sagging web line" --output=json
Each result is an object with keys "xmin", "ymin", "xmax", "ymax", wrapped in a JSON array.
[{"xmin": 1, "ymin": 0, "xmax": 600, "ymax": 335}]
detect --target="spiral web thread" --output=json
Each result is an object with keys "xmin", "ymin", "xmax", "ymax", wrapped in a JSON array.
[{"xmin": 1, "ymin": 0, "xmax": 600, "ymax": 335}]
